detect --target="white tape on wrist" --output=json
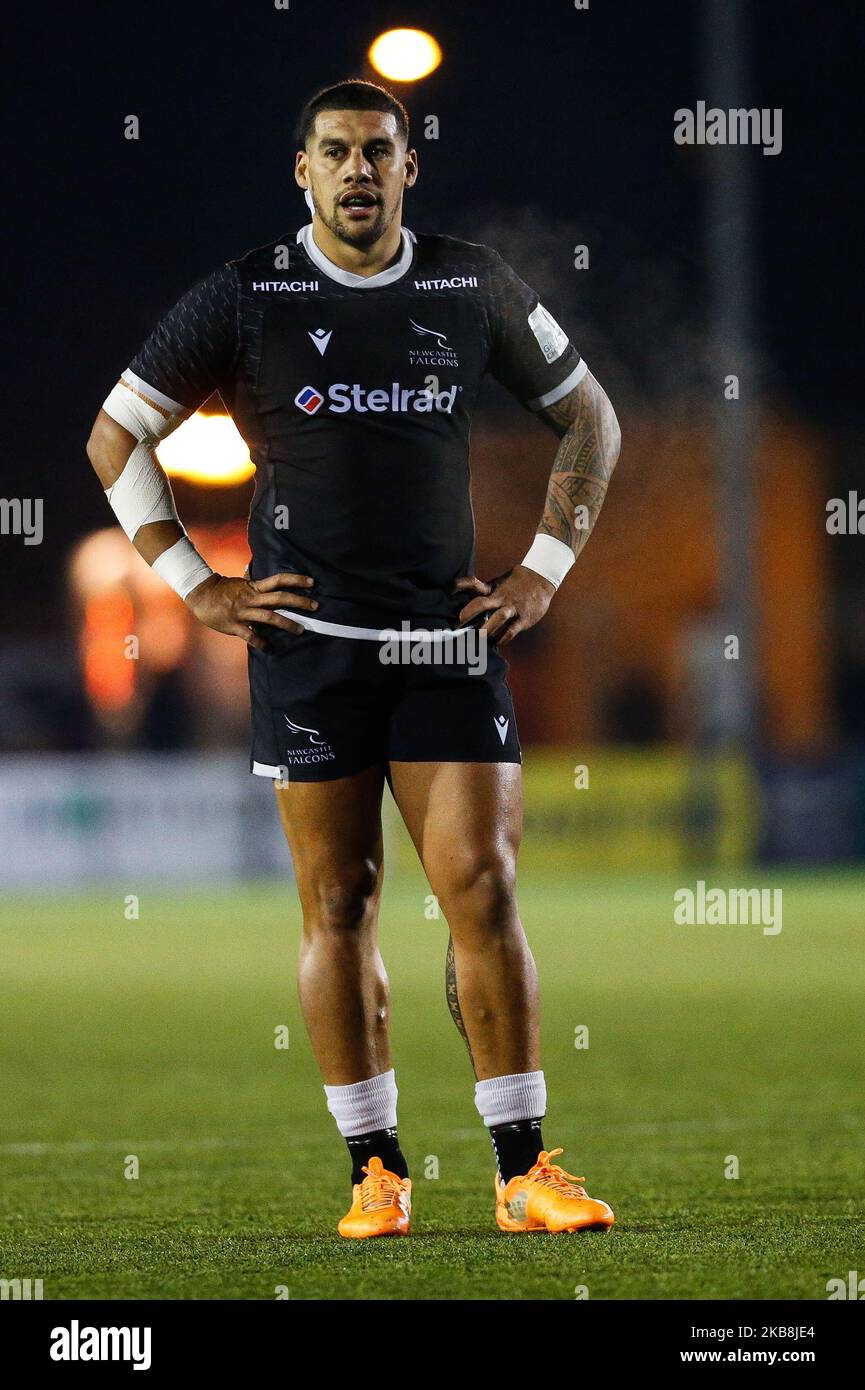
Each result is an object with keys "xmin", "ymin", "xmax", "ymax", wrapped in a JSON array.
[
  {"xmin": 151, "ymin": 538, "xmax": 214, "ymax": 601},
  {"xmin": 520, "ymin": 534, "xmax": 576, "ymax": 591}
]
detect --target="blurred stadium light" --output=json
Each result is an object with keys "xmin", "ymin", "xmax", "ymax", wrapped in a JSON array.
[
  {"xmin": 156, "ymin": 411, "xmax": 255, "ymax": 487},
  {"xmin": 368, "ymin": 28, "xmax": 442, "ymax": 82},
  {"xmin": 68, "ymin": 524, "xmax": 250, "ymax": 743}
]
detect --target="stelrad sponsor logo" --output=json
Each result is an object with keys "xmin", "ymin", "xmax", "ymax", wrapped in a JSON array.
[
  {"xmin": 294, "ymin": 382, "xmax": 459, "ymax": 415},
  {"xmin": 295, "ymin": 386, "xmax": 325, "ymax": 415}
]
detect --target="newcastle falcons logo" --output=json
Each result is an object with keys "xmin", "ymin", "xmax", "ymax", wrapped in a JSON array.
[
  {"xmin": 285, "ymin": 715, "xmax": 327, "ymax": 746},
  {"xmin": 408, "ymin": 319, "xmax": 459, "ymax": 367},
  {"xmin": 282, "ymin": 715, "xmax": 336, "ymax": 765},
  {"xmin": 410, "ymin": 319, "xmax": 450, "ymax": 349}
]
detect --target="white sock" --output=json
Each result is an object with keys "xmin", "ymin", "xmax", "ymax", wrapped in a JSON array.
[
  {"xmin": 474, "ymin": 1070, "xmax": 547, "ymax": 1128},
  {"xmin": 324, "ymin": 1068, "xmax": 398, "ymax": 1137}
]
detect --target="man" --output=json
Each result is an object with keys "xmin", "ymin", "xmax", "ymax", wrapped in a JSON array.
[{"xmin": 86, "ymin": 80, "xmax": 621, "ymax": 1238}]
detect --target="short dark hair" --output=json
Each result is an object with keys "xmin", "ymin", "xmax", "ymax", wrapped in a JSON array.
[{"xmin": 294, "ymin": 79, "xmax": 410, "ymax": 148}]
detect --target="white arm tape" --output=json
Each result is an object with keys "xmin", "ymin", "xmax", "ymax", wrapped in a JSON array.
[
  {"xmin": 104, "ymin": 439, "xmax": 182, "ymax": 541},
  {"xmin": 520, "ymin": 533, "xmax": 576, "ymax": 591},
  {"xmin": 152, "ymin": 538, "xmax": 214, "ymax": 601},
  {"xmin": 102, "ymin": 376, "xmax": 186, "ymax": 540},
  {"xmin": 101, "ymin": 375, "xmax": 213, "ymax": 598},
  {"xmin": 103, "ymin": 372, "xmax": 187, "ymax": 440}
]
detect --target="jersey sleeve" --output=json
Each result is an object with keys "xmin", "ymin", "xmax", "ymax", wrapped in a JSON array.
[
  {"xmin": 123, "ymin": 264, "xmax": 239, "ymax": 415},
  {"xmin": 485, "ymin": 250, "xmax": 586, "ymax": 413}
]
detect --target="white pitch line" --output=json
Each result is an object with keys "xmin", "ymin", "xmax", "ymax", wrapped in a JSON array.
[
  {"xmin": 3, "ymin": 1113, "xmax": 860, "ymax": 1156},
  {"xmin": 0, "ymin": 1135, "xmax": 293, "ymax": 1157},
  {"xmin": 448, "ymin": 1112, "xmax": 863, "ymax": 1142}
]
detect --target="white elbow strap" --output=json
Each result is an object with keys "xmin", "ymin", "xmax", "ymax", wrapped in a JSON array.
[
  {"xmin": 103, "ymin": 370, "xmax": 187, "ymax": 439},
  {"xmin": 102, "ymin": 373, "xmax": 213, "ymax": 599},
  {"xmin": 520, "ymin": 534, "xmax": 575, "ymax": 591}
]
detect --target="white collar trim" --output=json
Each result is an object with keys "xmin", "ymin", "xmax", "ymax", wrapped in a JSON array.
[{"xmin": 296, "ymin": 223, "xmax": 416, "ymax": 288}]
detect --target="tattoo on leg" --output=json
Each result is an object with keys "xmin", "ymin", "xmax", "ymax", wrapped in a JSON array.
[{"xmin": 445, "ymin": 934, "xmax": 475, "ymax": 1067}]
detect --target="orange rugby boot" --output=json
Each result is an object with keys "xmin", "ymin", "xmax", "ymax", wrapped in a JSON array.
[
  {"xmin": 337, "ymin": 1157, "xmax": 412, "ymax": 1239},
  {"xmin": 495, "ymin": 1148, "xmax": 615, "ymax": 1234}
]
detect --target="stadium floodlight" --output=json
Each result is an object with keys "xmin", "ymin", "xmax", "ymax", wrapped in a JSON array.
[
  {"xmin": 368, "ymin": 28, "xmax": 442, "ymax": 82},
  {"xmin": 155, "ymin": 412, "xmax": 255, "ymax": 487}
]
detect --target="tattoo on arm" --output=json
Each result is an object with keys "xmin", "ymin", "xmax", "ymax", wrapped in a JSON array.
[
  {"xmin": 535, "ymin": 370, "xmax": 621, "ymax": 561},
  {"xmin": 445, "ymin": 935, "xmax": 475, "ymax": 1067}
]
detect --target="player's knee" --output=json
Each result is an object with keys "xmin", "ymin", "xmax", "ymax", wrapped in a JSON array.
[
  {"xmin": 439, "ymin": 852, "xmax": 517, "ymax": 928},
  {"xmin": 304, "ymin": 860, "xmax": 380, "ymax": 935}
]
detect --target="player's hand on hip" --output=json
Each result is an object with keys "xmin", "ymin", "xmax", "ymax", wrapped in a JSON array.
[
  {"xmin": 454, "ymin": 565, "xmax": 555, "ymax": 647},
  {"xmin": 185, "ymin": 571, "xmax": 318, "ymax": 651}
]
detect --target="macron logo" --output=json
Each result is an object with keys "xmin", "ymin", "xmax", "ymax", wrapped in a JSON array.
[
  {"xmin": 308, "ymin": 328, "xmax": 332, "ymax": 356},
  {"xmin": 494, "ymin": 715, "xmax": 509, "ymax": 745},
  {"xmin": 295, "ymin": 386, "xmax": 324, "ymax": 415}
]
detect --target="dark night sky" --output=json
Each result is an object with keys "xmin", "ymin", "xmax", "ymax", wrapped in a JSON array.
[{"xmin": 4, "ymin": 0, "xmax": 862, "ymax": 627}]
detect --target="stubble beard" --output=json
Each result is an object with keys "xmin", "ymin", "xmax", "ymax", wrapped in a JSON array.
[{"xmin": 310, "ymin": 185, "xmax": 398, "ymax": 251}]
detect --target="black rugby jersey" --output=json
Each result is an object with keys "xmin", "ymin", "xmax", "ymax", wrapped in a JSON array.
[{"xmin": 125, "ymin": 225, "xmax": 584, "ymax": 632}]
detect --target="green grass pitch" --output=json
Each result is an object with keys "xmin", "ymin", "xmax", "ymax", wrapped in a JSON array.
[{"xmin": 1, "ymin": 869, "xmax": 863, "ymax": 1300}]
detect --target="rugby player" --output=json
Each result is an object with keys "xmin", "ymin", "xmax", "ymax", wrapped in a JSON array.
[{"xmin": 86, "ymin": 80, "xmax": 621, "ymax": 1238}]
